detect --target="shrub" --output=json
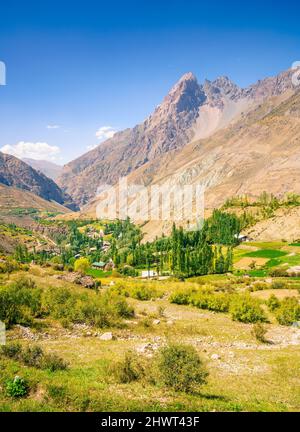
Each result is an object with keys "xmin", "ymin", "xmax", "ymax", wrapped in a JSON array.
[
  {"xmin": 267, "ymin": 294, "xmax": 280, "ymax": 312},
  {"xmin": 275, "ymin": 297, "xmax": 300, "ymax": 326},
  {"xmin": 119, "ymin": 266, "xmax": 138, "ymax": 277},
  {"xmin": 251, "ymin": 323, "xmax": 267, "ymax": 343},
  {"xmin": 22, "ymin": 345, "xmax": 44, "ymax": 367},
  {"xmin": 41, "ymin": 353, "xmax": 68, "ymax": 371},
  {"xmin": 6, "ymin": 376, "xmax": 29, "ymax": 398},
  {"xmin": 131, "ymin": 284, "xmax": 155, "ymax": 301},
  {"xmin": 251, "ymin": 282, "xmax": 269, "ymax": 292},
  {"xmin": 113, "ymin": 351, "xmax": 144, "ymax": 383},
  {"xmin": 1, "ymin": 342, "xmax": 22, "ymax": 359},
  {"xmin": 269, "ymin": 268, "xmax": 289, "ymax": 277},
  {"xmin": 271, "ymin": 281, "xmax": 287, "ymax": 290},
  {"xmin": 190, "ymin": 290, "xmax": 230, "ymax": 313},
  {"xmin": 42, "ymin": 286, "xmax": 133, "ymax": 327},
  {"xmin": 1, "ymin": 343, "xmax": 68, "ymax": 371},
  {"xmin": 170, "ymin": 289, "xmax": 194, "ymax": 305},
  {"xmin": 47, "ymin": 384, "xmax": 67, "ymax": 402},
  {"xmin": 140, "ymin": 317, "xmax": 153, "ymax": 328},
  {"xmin": 229, "ymin": 295, "xmax": 267, "ymax": 323},
  {"xmin": 157, "ymin": 343, "xmax": 208, "ymax": 393},
  {"xmin": 0, "ymin": 277, "xmax": 42, "ymax": 327}
]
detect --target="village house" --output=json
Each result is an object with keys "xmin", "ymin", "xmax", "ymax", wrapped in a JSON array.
[
  {"xmin": 92, "ymin": 261, "xmax": 106, "ymax": 270},
  {"xmin": 141, "ymin": 270, "xmax": 158, "ymax": 279}
]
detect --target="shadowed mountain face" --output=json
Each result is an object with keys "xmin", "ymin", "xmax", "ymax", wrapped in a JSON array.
[
  {"xmin": 58, "ymin": 67, "xmax": 299, "ymax": 209},
  {"xmin": 0, "ymin": 152, "xmax": 78, "ymax": 211}
]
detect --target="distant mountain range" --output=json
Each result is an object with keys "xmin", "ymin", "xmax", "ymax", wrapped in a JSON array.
[
  {"xmin": 0, "ymin": 152, "xmax": 78, "ymax": 211},
  {"xmin": 57, "ymin": 67, "xmax": 300, "ymax": 213},
  {"xmin": 22, "ymin": 158, "xmax": 63, "ymax": 181}
]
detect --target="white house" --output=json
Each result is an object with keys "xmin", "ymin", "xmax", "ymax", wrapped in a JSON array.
[{"xmin": 141, "ymin": 270, "xmax": 158, "ymax": 278}]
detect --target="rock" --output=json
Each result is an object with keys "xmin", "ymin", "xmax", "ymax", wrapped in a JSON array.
[
  {"xmin": 136, "ymin": 342, "xmax": 161, "ymax": 356},
  {"xmin": 137, "ymin": 343, "xmax": 154, "ymax": 354},
  {"xmin": 152, "ymin": 319, "xmax": 160, "ymax": 325},
  {"xmin": 211, "ymin": 354, "xmax": 221, "ymax": 360},
  {"xmin": 99, "ymin": 332, "xmax": 114, "ymax": 341}
]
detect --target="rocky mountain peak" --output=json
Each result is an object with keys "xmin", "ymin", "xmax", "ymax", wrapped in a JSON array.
[
  {"xmin": 159, "ymin": 72, "xmax": 206, "ymax": 115},
  {"xmin": 203, "ymin": 76, "xmax": 243, "ymax": 106}
]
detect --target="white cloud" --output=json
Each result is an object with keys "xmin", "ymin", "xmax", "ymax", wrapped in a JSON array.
[
  {"xmin": 95, "ymin": 126, "xmax": 117, "ymax": 141},
  {"xmin": 0, "ymin": 141, "xmax": 61, "ymax": 162},
  {"xmin": 47, "ymin": 124, "xmax": 60, "ymax": 129}
]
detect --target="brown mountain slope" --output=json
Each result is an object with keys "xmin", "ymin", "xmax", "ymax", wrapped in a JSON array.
[
  {"xmin": 0, "ymin": 183, "xmax": 70, "ymax": 215},
  {"xmin": 58, "ymin": 67, "xmax": 297, "ymax": 207},
  {"xmin": 0, "ymin": 152, "xmax": 78, "ymax": 211},
  {"xmin": 80, "ymin": 79, "xmax": 300, "ymax": 241}
]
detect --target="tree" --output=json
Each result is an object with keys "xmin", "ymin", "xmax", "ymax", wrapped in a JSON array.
[{"xmin": 74, "ymin": 257, "xmax": 90, "ymax": 274}]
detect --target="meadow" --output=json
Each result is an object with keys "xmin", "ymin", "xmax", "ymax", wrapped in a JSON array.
[{"xmin": 0, "ymin": 263, "xmax": 299, "ymax": 412}]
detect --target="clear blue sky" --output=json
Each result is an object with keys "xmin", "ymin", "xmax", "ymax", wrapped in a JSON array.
[{"xmin": 0, "ymin": 0, "xmax": 300, "ymax": 164}]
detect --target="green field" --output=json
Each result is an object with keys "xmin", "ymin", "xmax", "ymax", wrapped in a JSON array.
[
  {"xmin": 85, "ymin": 268, "xmax": 112, "ymax": 278},
  {"xmin": 234, "ymin": 242, "xmax": 300, "ymax": 273}
]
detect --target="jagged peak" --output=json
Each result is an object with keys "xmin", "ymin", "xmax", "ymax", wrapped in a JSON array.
[
  {"xmin": 169, "ymin": 72, "xmax": 200, "ymax": 94},
  {"xmin": 178, "ymin": 71, "xmax": 197, "ymax": 83}
]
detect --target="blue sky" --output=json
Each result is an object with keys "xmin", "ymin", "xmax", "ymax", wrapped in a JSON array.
[{"xmin": 0, "ymin": 0, "xmax": 300, "ymax": 164}]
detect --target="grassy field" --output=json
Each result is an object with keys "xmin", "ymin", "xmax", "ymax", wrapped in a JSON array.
[
  {"xmin": 234, "ymin": 241, "xmax": 300, "ymax": 274},
  {"xmin": 0, "ymin": 264, "xmax": 299, "ymax": 412}
]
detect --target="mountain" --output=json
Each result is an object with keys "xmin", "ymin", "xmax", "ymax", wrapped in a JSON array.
[
  {"xmin": 58, "ymin": 67, "xmax": 299, "ymax": 212},
  {"xmin": 0, "ymin": 152, "xmax": 78, "ymax": 211},
  {"xmin": 22, "ymin": 158, "xmax": 63, "ymax": 181}
]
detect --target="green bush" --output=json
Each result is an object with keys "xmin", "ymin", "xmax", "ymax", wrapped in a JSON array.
[
  {"xmin": 0, "ymin": 277, "xmax": 42, "ymax": 327},
  {"xmin": 251, "ymin": 323, "xmax": 267, "ymax": 343},
  {"xmin": 229, "ymin": 295, "xmax": 267, "ymax": 323},
  {"xmin": 42, "ymin": 286, "xmax": 134, "ymax": 327},
  {"xmin": 251, "ymin": 282, "xmax": 269, "ymax": 292},
  {"xmin": 157, "ymin": 343, "xmax": 208, "ymax": 393},
  {"xmin": 170, "ymin": 289, "xmax": 195, "ymax": 305},
  {"xmin": 269, "ymin": 268, "xmax": 289, "ymax": 277},
  {"xmin": 22, "ymin": 345, "xmax": 44, "ymax": 367},
  {"xmin": 113, "ymin": 351, "xmax": 145, "ymax": 383},
  {"xmin": 41, "ymin": 353, "xmax": 68, "ymax": 371},
  {"xmin": 131, "ymin": 284, "xmax": 155, "ymax": 301},
  {"xmin": 6, "ymin": 376, "xmax": 29, "ymax": 398},
  {"xmin": 191, "ymin": 292, "xmax": 230, "ymax": 313},
  {"xmin": 275, "ymin": 297, "xmax": 300, "ymax": 326},
  {"xmin": 1, "ymin": 342, "xmax": 22, "ymax": 359},
  {"xmin": 119, "ymin": 266, "xmax": 138, "ymax": 277},
  {"xmin": 47, "ymin": 384, "xmax": 67, "ymax": 402},
  {"xmin": 267, "ymin": 294, "xmax": 280, "ymax": 312},
  {"xmin": 271, "ymin": 281, "xmax": 287, "ymax": 290},
  {"xmin": 1, "ymin": 343, "xmax": 68, "ymax": 371}
]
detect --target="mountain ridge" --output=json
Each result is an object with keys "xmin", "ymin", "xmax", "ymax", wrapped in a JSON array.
[
  {"xmin": 0, "ymin": 152, "xmax": 78, "ymax": 211},
  {"xmin": 58, "ymin": 67, "xmax": 299, "ymax": 210}
]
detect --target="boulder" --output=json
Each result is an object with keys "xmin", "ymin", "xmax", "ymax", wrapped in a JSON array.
[
  {"xmin": 211, "ymin": 354, "xmax": 221, "ymax": 360},
  {"xmin": 99, "ymin": 332, "xmax": 114, "ymax": 341}
]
